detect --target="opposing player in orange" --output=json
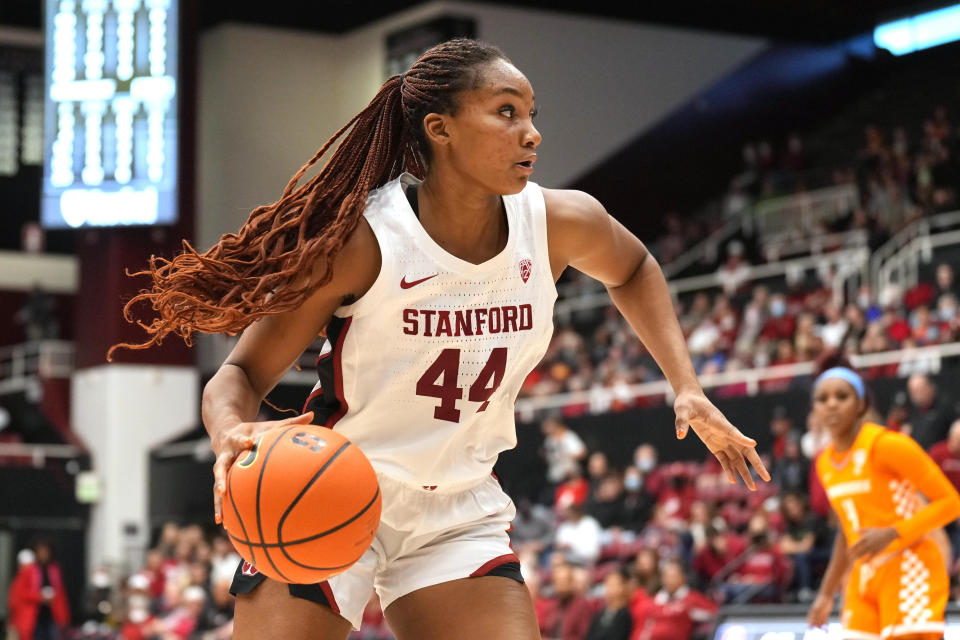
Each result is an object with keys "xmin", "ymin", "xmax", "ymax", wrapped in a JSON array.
[
  {"xmin": 114, "ymin": 38, "xmax": 770, "ymax": 640},
  {"xmin": 808, "ymin": 360, "xmax": 960, "ymax": 639}
]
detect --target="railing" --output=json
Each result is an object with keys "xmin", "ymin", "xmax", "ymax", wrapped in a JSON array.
[
  {"xmin": 750, "ymin": 183, "xmax": 860, "ymax": 239},
  {"xmin": 661, "ymin": 219, "xmax": 741, "ymax": 280},
  {"xmin": 553, "ymin": 247, "xmax": 871, "ymax": 323},
  {"xmin": 871, "ymin": 210, "xmax": 960, "ymax": 293},
  {"xmin": 0, "ymin": 340, "xmax": 75, "ymax": 394},
  {"xmin": 761, "ymin": 228, "xmax": 868, "ymax": 263},
  {"xmin": 514, "ymin": 341, "xmax": 960, "ymax": 420},
  {"xmin": 0, "ymin": 442, "xmax": 84, "ymax": 466}
]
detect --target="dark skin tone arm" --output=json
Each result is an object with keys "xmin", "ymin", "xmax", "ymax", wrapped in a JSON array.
[
  {"xmin": 203, "ymin": 218, "xmax": 380, "ymax": 523},
  {"xmin": 808, "ymin": 525, "xmax": 849, "ymax": 627},
  {"xmin": 542, "ymin": 187, "xmax": 770, "ymax": 489}
]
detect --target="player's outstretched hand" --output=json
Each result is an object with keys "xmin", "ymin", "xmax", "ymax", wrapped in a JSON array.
[
  {"xmin": 674, "ymin": 390, "xmax": 770, "ymax": 490},
  {"xmin": 210, "ymin": 411, "xmax": 314, "ymax": 524},
  {"xmin": 807, "ymin": 592, "xmax": 833, "ymax": 628}
]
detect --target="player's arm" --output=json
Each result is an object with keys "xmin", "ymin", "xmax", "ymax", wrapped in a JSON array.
[
  {"xmin": 202, "ymin": 219, "xmax": 380, "ymax": 522},
  {"xmin": 543, "ymin": 188, "xmax": 769, "ymax": 488},
  {"xmin": 860, "ymin": 432, "xmax": 960, "ymax": 555},
  {"xmin": 808, "ymin": 526, "xmax": 848, "ymax": 627}
]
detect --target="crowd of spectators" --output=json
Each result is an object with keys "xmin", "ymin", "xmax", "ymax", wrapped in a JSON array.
[
  {"xmin": 648, "ymin": 104, "xmax": 959, "ymax": 272},
  {"xmin": 521, "ymin": 258, "xmax": 960, "ymax": 415},
  {"xmin": 512, "ymin": 371, "xmax": 960, "ymax": 640}
]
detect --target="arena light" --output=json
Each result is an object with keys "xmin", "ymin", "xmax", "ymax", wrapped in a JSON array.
[{"xmin": 874, "ymin": 3, "xmax": 960, "ymax": 55}]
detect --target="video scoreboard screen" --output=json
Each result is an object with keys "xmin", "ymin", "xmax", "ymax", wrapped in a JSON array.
[{"xmin": 41, "ymin": 0, "xmax": 179, "ymax": 229}]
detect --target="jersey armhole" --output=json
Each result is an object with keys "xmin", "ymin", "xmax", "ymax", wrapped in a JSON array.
[{"xmin": 333, "ymin": 210, "xmax": 392, "ymax": 318}]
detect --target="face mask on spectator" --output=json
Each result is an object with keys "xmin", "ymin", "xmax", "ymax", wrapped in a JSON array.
[
  {"xmin": 636, "ymin": 458, "xmax": 656, "ymax": 473},
  {"xmin": 940, "ymin": 305, "xmax": 957, "ymax": 320},
  {"xmin": 858, "ymin": 294, "xmax": 872, "ymax": 309},
  {"xmin": 624, "ymin": 475, "xmax": 642, "ymax": 491},
  {"xmin": 770, "ymin": 300, "xmax": 786, "ymax": 317}
]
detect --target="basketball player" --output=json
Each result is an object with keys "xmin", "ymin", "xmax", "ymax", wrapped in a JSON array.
[
  {"xmin": 808, "ymin": 359, "xmax": 960, "ymax": 639},
  {"xmin": 113, "ymin": 39, "xmax": 769, "ymax": 639}
]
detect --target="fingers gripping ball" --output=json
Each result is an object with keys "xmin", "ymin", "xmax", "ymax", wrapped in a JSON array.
[{"xmin": 223, "ymin": 425, "xmax": 381, "ymax": 584}]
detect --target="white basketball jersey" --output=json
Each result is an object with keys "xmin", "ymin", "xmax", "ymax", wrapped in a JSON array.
[{"xmin": 305, "ymin": 172, "xmax": 557, "ymax": 488}]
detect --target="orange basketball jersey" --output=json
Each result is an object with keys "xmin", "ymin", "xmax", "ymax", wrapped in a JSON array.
[{"xmin": 816, "ymin": 422, "xmax": 960, "ymax": 555}]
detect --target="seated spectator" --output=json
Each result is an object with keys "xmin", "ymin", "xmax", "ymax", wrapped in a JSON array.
[
  {"xmin": 511, "ymin": 497, "xmax": 557, "ymax": 556},
  {"xmin": 540, "ymin": 561, "xmax": 596, "ymax": 640},
  {"xmin": 692, "ymin": 527, "xmax": 746, "ymax": 588},
  {"xmin": 541, "ymin": 416, "xmax": 588, "ymax": 490},
  {"xmin": 906, "ymin": 373, "xmax": 958, "ymax": 449},
  {"xmin": 760, "ymin": 294, "xmax": 796, "ymax": 342},
  {"xmin": 717, "ymin": 241, "xmax": 751, "ymax": 297},
  {"xmin": 778, "ymin": 492, "xmax": 831, "ymax": 602},
  {"xmin": 716, "ymin": 512, "xmax": 791, "ymax": 604},
  {"xmin": 772, "ymin": 436, "xmax": 809, "ymax": 493},
  {"xmin": 632, "ymin": 445, "xmax": 665, "ymax": 498},
  {"xmin": 586, "ymin": 471, "xmax": 629, "ymax": 529},
  {"xmin": 928, "ymin": 419, "xmax": 960, "ymax": 559},
  {"xmin": 585, "ymin": 568, "xmax": 633, "ymax": 640},
  {"xmin": 767, "ymin": 406, "xmax": 797, "ymax": 461},
  {"xmin": 935, "ymin": 263, "xmax": 959, "ymax": 304},
  {"xmin": 147, "ymin": 584, "xmax": 206, "ymax": 640},
  {"xmin": 587, "ymin": 451, "xmax": 611, "ymax": 494},
  {"xmin": 555, "ymin": 504, "xmax": 603, "ymax": 567},
  {"xmin": 930, "ymin": 419, "xmax": 960, "ymax": 493},
  {"xmin": 556, "ymin": 466, "xmax": 591, "ymax": 514},
  {"xmin": 630, "ymin": 548, "xmax": 661, "ymax": 597},
  {"xmin": 621, "ymin": 467, "xmax": 656, "ymax": 531},
  {"xmin": 631, "ymin": 559, "xmax": 718, "ymax": 640}
]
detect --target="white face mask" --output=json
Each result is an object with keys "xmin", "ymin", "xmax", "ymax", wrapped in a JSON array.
[
  {"xmin": 636, "ymin": 458, "xmax": 656, "ymax": 473},
  {"xmin": 624, "ymin": 475, "xmax": 643, "ymax": 491},
  {"xmin": 940, "ymin": 306, "xmax": 957, "ymax": 320}
]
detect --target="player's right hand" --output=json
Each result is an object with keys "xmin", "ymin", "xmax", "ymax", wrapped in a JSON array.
[
  {"xmin": 807, "ymin": 592, "xmax": 833, "ymax": 628},
  {"xmin": 211, "ymin": 411, "xmax": 314, "ymax": 525}
]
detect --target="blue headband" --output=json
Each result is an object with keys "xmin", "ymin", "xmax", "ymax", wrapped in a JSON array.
[{"xmin": 813, "ymin": 367, "xmax": 865, "ymax": 400}]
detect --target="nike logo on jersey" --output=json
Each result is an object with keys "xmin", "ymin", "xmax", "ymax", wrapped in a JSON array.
[{"xmin": 400, "ymin": 274, "xmax": 438, "ymax": 289}]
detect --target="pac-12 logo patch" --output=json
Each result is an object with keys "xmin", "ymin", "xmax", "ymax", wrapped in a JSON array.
[
  {"xmin": 519, "ymin": 259, "xmax": 532, "ymax": 283},
  {"xmin": 241, "ymin": 562, "xmax": 259, "ymax": 576}
]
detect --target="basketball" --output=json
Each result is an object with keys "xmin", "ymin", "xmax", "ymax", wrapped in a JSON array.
[{"xmin": 222, "ymin": 424, "xmax": 381, "ymax": 584}]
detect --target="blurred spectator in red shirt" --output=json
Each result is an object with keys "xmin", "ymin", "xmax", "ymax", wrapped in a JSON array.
[
  {"xmin": 631, "ymin": 560, "xmax": 718, "ymax": 640},
  {"xmin": 585, "ymin": 568, "xmax": 633, "ymax": 640},
  {"xmin": 692, "ymin": 527, "xmax": 746, "ymax": 586},
  {"xmin": 632, "ymin": 445, "xmax": 665, "ymax": 499},
  {"xmin": 760, "ymin": 294, "xmax": 796, "ymax": 341},
  {"xmin": 7, "ymin": 541, "xmax": 70, "ymax": 640},
  {"xmin": 716, "ymin": 512, "xmax": 791, "ymax": 604},
  {"xmin": 767, "ymin": 406, "xmax": 795, "ymax": 460},
  {"xmin": 929, "ymin": 419, "xmax": 960, "ymax": 492},
  {"xmin": 631, "ymin": 548, "xmax": 662, "ymax": 597},
  {"xmin": 541, "ymin": 562, "xmax": 596, "ymax": 640},
  {"xmin": 556, "ymin": 466, "xmax": 591, "ymax": 514},
  {"xmin": 147, "ymin": 584, "xmax": 205, "ymax": 640}
]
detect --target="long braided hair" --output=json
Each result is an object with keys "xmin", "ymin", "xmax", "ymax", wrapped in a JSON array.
[{"xmin": 108, "ymin": 39, "xmax": 508, "ymax": 360}]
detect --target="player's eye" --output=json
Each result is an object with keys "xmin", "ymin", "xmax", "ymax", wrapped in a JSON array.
[{"xmin": 499, "ymin": 105, "xmax": 515, "ymax": 118}]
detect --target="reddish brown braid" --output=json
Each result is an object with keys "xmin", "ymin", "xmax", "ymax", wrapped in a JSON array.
[{"xmin": 108, "ymin": 38, "xmax": 508, "ymax": 360}]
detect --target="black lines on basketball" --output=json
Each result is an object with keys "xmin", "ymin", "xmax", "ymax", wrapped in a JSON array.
[
  {"xmin": 255, "ymin": 425, "xmax": 299, "ymax": 583},
  {"xmin": 227, "ymin": 465, "xmax": 256, "ymax": 569}
]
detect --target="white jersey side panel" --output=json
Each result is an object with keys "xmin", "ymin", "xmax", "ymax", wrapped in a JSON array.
[{"xmin": 306, "ymin": 173, "xmax": 556, "ymax": 488}]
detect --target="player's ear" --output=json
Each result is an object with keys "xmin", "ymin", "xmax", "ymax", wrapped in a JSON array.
[{"xmin": 423, "ymin": 113, "xmax": 451, "ymax": 147}]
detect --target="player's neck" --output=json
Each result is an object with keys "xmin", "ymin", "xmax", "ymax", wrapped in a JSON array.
[
  {"xmin": 417, "ymin": 173, "xmax": 507, "ymax": 261},
  {"xmin": 831, "ymin": 422, "xmax": 862, "ymax": 454}
]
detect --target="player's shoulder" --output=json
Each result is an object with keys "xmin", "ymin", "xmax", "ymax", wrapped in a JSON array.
[{"xmin": 541, "ymin": 187, "xmax": 606, "ymax": 223}]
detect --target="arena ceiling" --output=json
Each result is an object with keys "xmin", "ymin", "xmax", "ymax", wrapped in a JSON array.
[{"xmin": 0, "ymin": 1, "xmax": 939, "ymax": 42}]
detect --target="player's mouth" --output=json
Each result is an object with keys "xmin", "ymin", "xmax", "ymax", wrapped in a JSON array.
[{"xmin": 515, "ymin": 156, "xmax": 536, "ymax": 174}]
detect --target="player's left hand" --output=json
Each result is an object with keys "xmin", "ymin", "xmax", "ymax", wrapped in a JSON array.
[
  {"xmin": 850, "ymin": 527, "xmax": 899, "ymax": 560},
  {"xmin": 674, "ymin": 390, "xmax": 770, "ymax": 490}
]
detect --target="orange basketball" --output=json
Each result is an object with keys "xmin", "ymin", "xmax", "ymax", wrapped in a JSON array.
[{"xmin": 222, "ymin": 424, "xmax": 381, "ymax": 584}]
